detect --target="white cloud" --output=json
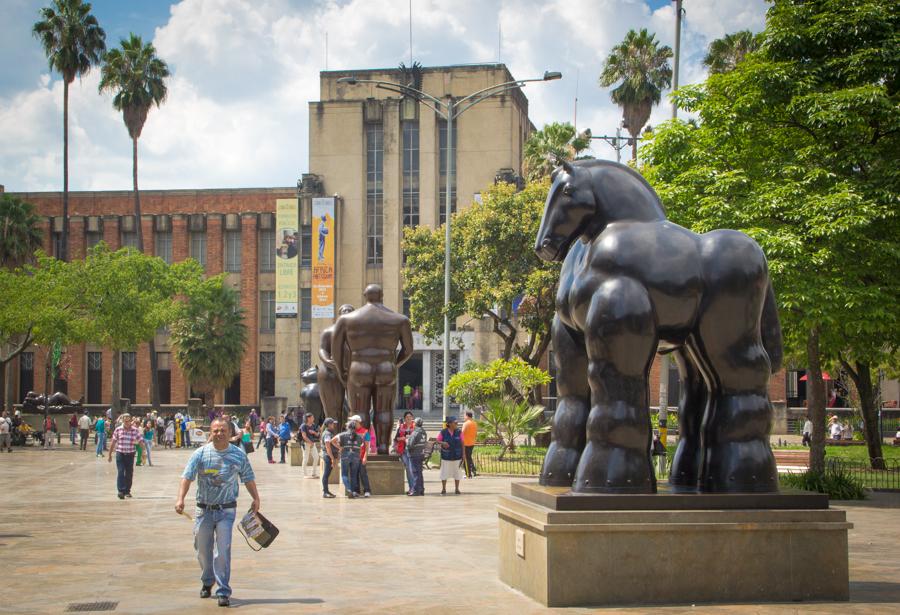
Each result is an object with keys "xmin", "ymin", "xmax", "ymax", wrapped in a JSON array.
[{"xmin": 0, "ymin": 0, "xmax": 768, "ymax": 191}]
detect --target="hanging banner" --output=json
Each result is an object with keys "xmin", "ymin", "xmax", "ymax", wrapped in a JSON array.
[
  {"xmin": 311, "ymin": 197, "xmax": 335, "ymax": 319},
  {"xmin": 275, "ymin": 198, "xmax": 298, "ymax": 317}
]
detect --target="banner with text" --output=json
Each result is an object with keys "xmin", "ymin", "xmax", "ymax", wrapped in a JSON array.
[
  {"xmin": 275, "ymin": 198, "xmax": 298, "ymax": 317},
  {"xmin": 311, "ymin": 197, "xmax": 335, "ymax": 319}
]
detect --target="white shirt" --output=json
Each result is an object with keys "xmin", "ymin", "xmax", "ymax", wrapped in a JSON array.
[
  {"xmin": 0, "ymin": 417, "xmax": 10, "ymax": 434},
  {"xmin": 802, "ymin": 420, "xmax": 812, "ymax": 435},
  {"xmin": 78, "ymin": 415, "xmax": 92, "ymax": 430},
  {"xmin": 830, "ymin": 422, "xmax": 843, "ymax": 438}
]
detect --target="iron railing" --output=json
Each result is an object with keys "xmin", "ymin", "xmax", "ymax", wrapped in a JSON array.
[{"xmin": 824, "ymin": 458, "xmax": 900, "ymax": 491}]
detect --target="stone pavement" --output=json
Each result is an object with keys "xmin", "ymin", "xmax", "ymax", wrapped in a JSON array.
[{"xmin": 1, "ymin": 445, "xmax": 899, "ymax": 614}]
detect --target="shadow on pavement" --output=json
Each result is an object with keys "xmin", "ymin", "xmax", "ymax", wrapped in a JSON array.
[
  {"xmin": 849, "ymin": 581, "xmax": 900, "ymax": 603},
  {"xmin": 230, "ymin": 597, "xmax": 324, "ymax": 607}
]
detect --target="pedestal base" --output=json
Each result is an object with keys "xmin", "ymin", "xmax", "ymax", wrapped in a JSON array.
[
  {"xmin": 288, "ymin": 442, "xmax": 302, "ymax": 466},
  {"xmin": 365, "ymin": 455, "xmax": 407, "ymax": 495},
  {"xmin": 498, "ymin": 483, "xmax": 852, "ymax": 607}
]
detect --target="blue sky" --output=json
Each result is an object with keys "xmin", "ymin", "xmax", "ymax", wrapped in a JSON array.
[{"xmin": 1, "ymin": 0, "xmax": 769, "ymax": 191}]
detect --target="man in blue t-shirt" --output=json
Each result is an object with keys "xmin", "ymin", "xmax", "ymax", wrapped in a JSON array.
[{"xmin": 175, "ymin": 417, "xmax": 260, "ymax": 608}]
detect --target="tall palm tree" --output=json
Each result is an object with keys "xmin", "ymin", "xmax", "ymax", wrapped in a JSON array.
[
  {"xmin": 33, "ymin": 0, "xmax": 106, "ymax": 262},
  {"xmin": 99, "ymin": 34, "xmax": 169, "ymax": 409},
  {"xmin": 599, "ymin": 29, "xmax": 672, "ymax": 161},
  {"xmin": 523, "ymin": 122, "xmax": 592, "ymax": 181},
  {"xmin": 0, "ymin": 195, "xmax": 44, "ymax": 269},
  {"xmin": 703, "ymin": 30, "xmax": 762, "ymax": 74}
]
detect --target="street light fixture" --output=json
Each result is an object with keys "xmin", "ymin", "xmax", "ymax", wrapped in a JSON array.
[{"xmin": 338, "ymin": 69, "xmax": 562, "ymax": 420}]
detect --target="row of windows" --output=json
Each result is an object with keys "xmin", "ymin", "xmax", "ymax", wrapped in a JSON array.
[{"xmin": 259, "ymin": 289, "xmax": 311, "ymax": 331}]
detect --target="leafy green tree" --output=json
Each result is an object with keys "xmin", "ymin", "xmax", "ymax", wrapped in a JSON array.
[
  {"xmin": 0, "ymin": 195, "xmax": 43, "ymax": 269},
  {"xmin": 703, "ymin": 30, "xmax": 762, "ymax": 74},
  {"xmin": 99, "ymin": 34, "xmax": 170, "ymax": 408},
  {"xmin": 33, "ymin": 0, "xmax": 106, "ymax": 262},
  {"xmin": 599, "ymin": 28, "xmax": 672, "ymax": 160},
  {"xmin": 403, "ymin": 180, "xmax": 559, "ymax": 382},
  {"xmin": 523, "ymin": 122, "xmax": 592, "ymax": 181},
  {"xmin": 169, "ymin": 279, "xmax": 248, "ymax": 405},
  {"xmin": 642, "ymin": 0, "xmax": 899, "ymax": 471},
  {"xmin": 479, "ymin": 398, "xmax": 548, "ymax": 459}
]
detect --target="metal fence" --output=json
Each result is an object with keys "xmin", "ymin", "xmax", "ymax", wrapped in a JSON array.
[
  {"xmin": 825, "ymin": 458, "xmax": 900, "ymax": 491},
  {"xmin": 471, "ymin": 446, "xmax": 545, "ymax": 476}
]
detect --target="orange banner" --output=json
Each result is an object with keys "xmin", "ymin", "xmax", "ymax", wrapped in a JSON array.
[{"xmin": 311, "ymin": 197, "xmax": 335, "ymax": 318}]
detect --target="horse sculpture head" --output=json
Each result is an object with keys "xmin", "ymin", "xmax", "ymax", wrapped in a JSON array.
[{"xmin": 534, "ymin": 160, "xmax": 598, "ymax": 262}]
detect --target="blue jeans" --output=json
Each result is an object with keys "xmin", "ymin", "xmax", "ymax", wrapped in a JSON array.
[
  {"xmin": 96, "ymin": 432, "xmax": 107, "ymax": 455},
  {"xmin": 194, "ymin": 507, "xmax": 236, "ymax": 597},
  {"xmin": 400, "ymin": 451, "xmax": 414, "ymax": 490},
  {"xmin": 115, "ymin": 452, "xmax": 135, "ymax": 495},
  {"xmin": 322, "ymin": 456, "xmax": 334, "ymax": 494},
  {"xmin": 341, "ymin": 455, "xmax": 360, "ymax": 493},
  {"xmin": 409, "ymin": 453, "xmax": 425, "ymax": 494},
  {"xmin": 265, "ymin": 437, "xmax": 275, "ymax": 462},
  {"xmin": 70, "ymin": 427, "xmax": 77, "ymax": 444}
]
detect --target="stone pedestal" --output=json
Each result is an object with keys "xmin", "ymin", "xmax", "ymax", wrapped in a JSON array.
[
  {"xmin": 364, "ymin": 455, "xmax": 407, "ymax": 495},
  {"xmin": 288, "ymin": 441, "xmax": 302, "ymax": 466},
  {"xmin": 498, "ymin": 483, "xmax": 852, "ymax": 607}
]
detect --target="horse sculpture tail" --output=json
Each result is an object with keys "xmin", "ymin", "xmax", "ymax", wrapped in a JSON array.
[{"xmin": 761, "ymin": 280, "xmax": 783, "ymax": 374}]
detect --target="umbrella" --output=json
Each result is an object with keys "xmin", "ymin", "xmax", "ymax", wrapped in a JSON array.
[{"xmin": 799, "ymin": 372, "xmax": 831, "ymax": 381}]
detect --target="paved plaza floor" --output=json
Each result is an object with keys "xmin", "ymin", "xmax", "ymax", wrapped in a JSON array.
[{"xmin": 2, "ymin": 444, "xmax": 899, "ymax": 614}]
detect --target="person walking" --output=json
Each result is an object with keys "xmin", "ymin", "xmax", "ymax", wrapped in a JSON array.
[
  {"xmin": 165, "ymin": 420, "xmax": 175, "ymax": 448},
  {"xmin": 78, "ymin": 411, "xmax": 92, "ymax": 451},
  {"xmin": 248, "ymin": 408, "xmax": 260, "ymax": 436},
  {"xmin": 68, "ymin": 412, "xmax": 78, "ymax": 446},
  {"xmin": 256, "ymin": 416, "xmax": 267, "ymax": 449},
  {"xmin": 175, "ymin": 415, "xmax": 183, "ymax": 448},
  {"xmin": 0, "ymin": 410, "xmax": 12, "ymax": 453},
  {"xmin": 403, "ymin": 383, "xmax": 413, "ymax": 411},
  {"xmin": 142, "ymin": 419, "xmax": 155, "ymax": 467},
  {"xmin": 406, "ymin": 417, "xmax": 427, "ymax": 496},
  {"xmin": 241, "ymin": 418, "xmax": 254, "ymax": 454},
  {"xmin": 43, "ymin": 415, "xmax": 55, "ymax": 449},
  {"xmin": 299, "ymin": 413, "xmax": 320, "ymax": 478},
  {"xmin": 437, "ymin": 416, "xmax": 464, "ymax": 495},
  {"xmin": 802, "ymin": 417, "xmax": 812, "ymax": 447},
  {"xmin": 320, "ymin": 418, "xmax": 338, "ymax": 498},
  {"xmin": 156, "ymin": 414, "xmax": 165, "ymax": 446},
  {"xmin": 277, "ymin": 416, "xmax": 292, "ymax": 464},
  {"xmin": 461, "ymin": 411, "xmax": 478, "ymax": 478},
  {"xmin": 107, "ymin": 414, "xmax": 144, "ymax": 499},
  {"xmin": 183, "ymin": 415, "xmax": 193, "ymax": 448},
  {"xmin": 265, "ymin": 417, "xmax": 277, "ymax": 464},
  {"xmin": 94, "ymin": 415, "xmax": 107, "ymax": 457},
  {"xmin": 175, "ymin": 417, "xmax": 260, "ymax": 608},
  {"xmin": 393, "ymin": 412, "xmax": 415, "ymax": 493}
]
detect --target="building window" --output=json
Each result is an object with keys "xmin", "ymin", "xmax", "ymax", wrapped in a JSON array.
[
  {"xmin": 300, "ymin": 224, "xmax": 312, "ymax": 267},
  {"xmin": 300, "ymin": 288, "xmax": 311, "ymax": 330},
  {"xmin": 51, "ymin": 232, "xmax": 64, "ymax": 259},
  {"xmin": 366, "ymin": 122, "xmax": 384, "ymax": 265},
  {"xmin": 190, "ymin": 231, "xmax": 207, "ymax": 268},
  {"xmin": 259, "ymin": 352, "xmax": 275, "ymax": 399},
  {"xmin": 121, "ymin": 230, "xmax": 138, "ymax": 250},
  {"xmin": 19, "ymin": 351, "xmax": 34, "ymax": 397},
  {"xmin": 402, "ymin": 121, "xmax": 420, "ymax": 227},
  {"xmin": 438, "ymin": 119, "xmax": 457, "ymax": 225},
  {"xmin": 786, "ymin": 371, "xmax": 799, "ymax": 399},
  {"xmin": 155, "ymin": 230, "xmax": 173, "ymax": 264},
  {"xmin": 402, "ymin": 292, "xmax": 411, "ymax": 318},
  {"xmin": 300, "ymin": 351, "xmax": 311, "ymax": 372},
  {"xmin": 259, "ymin": 229, "xmax": 275, "ymax": 273},
  {"xmin": 156, "ymin": 351, "xmax": 171, "ymax": 405},
  {"xmin": 224, "ymin": 373, "xmax": 240, "ymax": 405},
  {"xmin": 87, "ymin": 352, "xmax": 102, "ymax": 405},
  {"xmin": 121, "ymin": 351, "xmax": 136, "ymax": 403},
  {"xmin": 86, "ymin": 231, "xmax": 102, "ymax": 251},
  {"xmin": 260, "ymin": 291, "xmax": 275, "ymax": 332},
  {"xmin": 225, "ymin": 230, "xmax": 241, "ymax": 272}
]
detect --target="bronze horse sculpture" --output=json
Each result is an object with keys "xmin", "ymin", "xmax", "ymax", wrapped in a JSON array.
[{"xmin": 535, "ymin": 159, "xmax": 782, "ymax": 494}]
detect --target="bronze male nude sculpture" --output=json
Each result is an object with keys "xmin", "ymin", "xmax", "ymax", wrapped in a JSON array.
[
  {"xmin": 317, "ymin": 304, "xmax": 355, "ymax": 428},
  {"xmin": 332, "ymin": 284, "xmax": 414, "ymax": 455}
]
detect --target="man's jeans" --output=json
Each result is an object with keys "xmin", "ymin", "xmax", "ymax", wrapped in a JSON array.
[
  {"xmin": 341, "ymin": 455, "xmax": 360, "ymax": 493},
  {"xmin": 96, "ymin": 432, "xmax": 107, "ymax": 456},
  {"xmin": 79, "ymin": 429, "xmax": 89, "ymax": 450},
  {"xmin": 115, "ymin": 452, "xmax": 135, "ymax": 495},
  {"xmin": 400, "ymin": 451, "xmax": 414, "ymax": 490},
  {"xmin": 302, "ymin": 442, "xmax": 320, "ymax": 476},
  {"xmin": 409, "ymin": 453, "xmax": 425, "ymax": 495},
  {"xmin": 322, "ymin": 455, "xmax": 334, "ymax": 493},
  {"xmin": 194, "ymin": 507, "xmax": 236, "ymax": 598},
  {"xmin": 358, "ymin": 462, "xmax": 371, "ymax": 494},
  {"xmin": 70, "ymin": 426, "xmax": 77, "ymax": 444}
]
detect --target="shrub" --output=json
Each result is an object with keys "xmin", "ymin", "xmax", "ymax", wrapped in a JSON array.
[
  {"xmin": 479, "ymin": 397, "xmax": 549, "ymax": 460},
  {"xmin": 781, "ymin": 468, "xmax": 866, "ymax": 500}
]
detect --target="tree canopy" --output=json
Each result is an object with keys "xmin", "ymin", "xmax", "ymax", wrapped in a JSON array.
[
  {"xmin": 523, "ymin": 122, "xmax": 592, "ymax": 181},
  {"xmin": 0, "ymin": 194, "xmax": 43, "ymax": 269},
  {"xmin": 641, "ymin": 0, "xmax": 900, "ymax": 470}
]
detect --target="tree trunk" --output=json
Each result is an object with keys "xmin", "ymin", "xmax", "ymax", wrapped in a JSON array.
[
  {"xmin": 62, "ymin": 80, "xmax": 69, "ymax": 262},
  {"xmin": 806, "ymin": 327, "xmax": 827, "ymax": 473},
  {"xmin": 842, "ymin": 359, "xmax": 885, "ymax": 470},
  {"xmin": 111, "ymin": 350, "xmax": 121, "ymax": 417}
]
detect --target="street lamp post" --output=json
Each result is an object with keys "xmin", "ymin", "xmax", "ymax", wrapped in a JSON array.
[{"xmin": 338, "ymin": 70, "xmax": 561, "ymax": 421}]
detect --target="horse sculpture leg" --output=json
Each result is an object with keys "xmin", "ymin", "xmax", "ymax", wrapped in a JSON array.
[
  {"xmin": 575, "ymin": 278, "xmax": 657, "ymax": 494},
  {"xmin": 668, "ymin": 346, "xmax": 709, "ymax": 492},
  {"xmin": 539, "ymin": 315, "xmax": 590, "ymax": 487}
]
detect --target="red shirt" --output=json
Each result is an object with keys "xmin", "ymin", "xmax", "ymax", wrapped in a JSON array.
[{"xmin": 395, "ymin": 423, "xmax": 413, "ymax": 455}]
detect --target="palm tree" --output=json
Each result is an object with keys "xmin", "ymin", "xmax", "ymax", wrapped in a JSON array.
[
  {"xmin": 170, "ymin": 282, "xmax": 248, "ymax": 406},
  {"xmin": 599, "ymin": 29, "xmax": 672, "ymax": 161},
  {"xmin": 703, "ymin": 30, "xmax": 761, "ymax": 75},
  {"xmin": 99, "ymin": 34, "xmax": 169, "ymax": 409},
  {"xmin": 523, "ymin": 122, "xmax": 592, "ymax": 181},
  {"xmin": 33, "ymin": 0, "xmax": 106, "ymax": 262},
  {"xmin": 0, "ymin": 195, "xmax": 43, "ymax": 269}
]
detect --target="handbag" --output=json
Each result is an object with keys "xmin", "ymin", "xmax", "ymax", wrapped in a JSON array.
[{"xmin": 237, "ymin": 508, "xmax": 279, "ymax": 551}]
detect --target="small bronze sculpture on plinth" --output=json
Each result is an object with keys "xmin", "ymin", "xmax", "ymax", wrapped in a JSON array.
[
  {"xmin": 317, "ymin": 304, "xmax": 355, "ymax": 428},
  {"xmin": 534, "ymin": 160, "xmax": 783, "ymax": 494},
  {"xmin": 332, "ymin": 284, "xmax": 414, "ymax": 455}
]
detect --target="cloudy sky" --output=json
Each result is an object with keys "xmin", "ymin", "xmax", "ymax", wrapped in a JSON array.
[{"xmin": 1, "ymin": 0, "xmax": 768, "ymax": 192}]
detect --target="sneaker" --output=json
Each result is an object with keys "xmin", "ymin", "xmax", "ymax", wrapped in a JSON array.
[
  {"xmin": 323, "ymin": 492, "xmax": 336, "ymax": 498},
  {"xmin": 364, "ymin": 492, "xmax": 371, "ymax": 498},
  {"xmin": 347, "ymin": 492, "xmax": 357, "ymax": 499},
  {"xmin": 124, "ymin": 493, "xmax": 133, "ymax": 498},
  {"xmin": 217, "ymin": 595, "xmax": 230, "ymax": 607},
  {"xmin": 268, "ymin": 460, "xmax": 275, "ymax": 464},
  {"xmin": 455, "ymin": 489, "xmax": 461, "ymax": 495},
  {"xmin": 117, "ymin": 493, "xmax": 125, "ymax": 500},
  {"xmin": 200, "ymin": 586, "xmax": 212, "ymax": 599},
  {"xmin": 278, "ymin": 460, "xmax": 285, "ymax": 464}
]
